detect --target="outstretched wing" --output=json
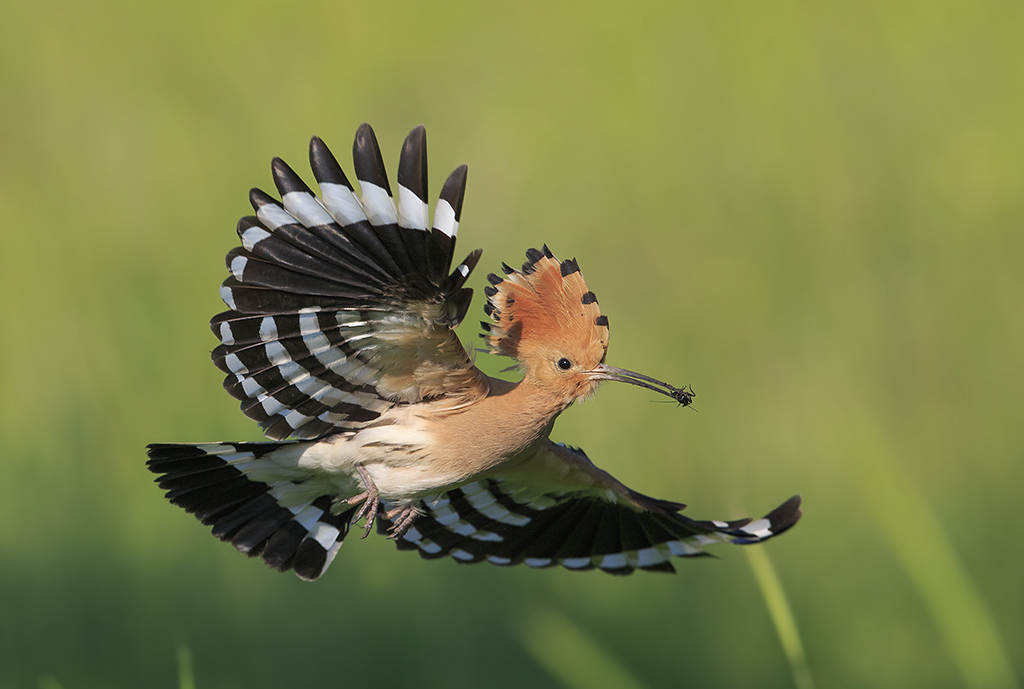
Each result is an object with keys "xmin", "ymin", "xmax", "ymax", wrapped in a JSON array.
[
  {"xmin": 385, "ymin": 442, "xmax": 802, "ymax": 574},
  {"xmin": 213, "ymin": 125, "xmax": 488, "ymax": 440}
]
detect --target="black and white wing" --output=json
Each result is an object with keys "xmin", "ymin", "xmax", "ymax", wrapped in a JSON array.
[
  {"xmin": 213, "ymin": 124, "xmax": 488, "ymax": 440},
  {"xmin": 384, "ymin": 442, "xmax": 802, "ymax": 574},
  {"xmin": 146, "ymin": 441, "xmax": 359, "ymax": 581}
]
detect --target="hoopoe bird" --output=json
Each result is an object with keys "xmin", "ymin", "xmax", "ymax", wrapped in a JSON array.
[{"xmin": 147, "ymin": 124, "xmax": 801, "ymax": 581}]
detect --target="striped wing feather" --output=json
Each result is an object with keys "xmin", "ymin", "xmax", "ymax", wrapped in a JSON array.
[
  {"xmin": 146, "ymin": 442, "xmax": 358, "ymax": 581},
  {"xmin": 214, "ymin": 124, "xmax": 486, "ymax": 440},
  {"xmin": 387, "ymin": 443, "xmax": 802, "ymax": 574}
]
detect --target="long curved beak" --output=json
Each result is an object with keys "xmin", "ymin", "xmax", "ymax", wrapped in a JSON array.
[{"xmin": 586, "ymin": 364, "xmax": 695, "ymax": 406}]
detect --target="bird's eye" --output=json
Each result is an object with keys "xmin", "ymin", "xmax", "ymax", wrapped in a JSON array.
[{"xmin": 557, "ymin": 357, "xmax": 572, "ymax": 370}]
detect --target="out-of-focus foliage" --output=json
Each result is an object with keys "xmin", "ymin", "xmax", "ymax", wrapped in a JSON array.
[{"xmin": 1, "ymin": 1, "xmax": 1020, "ymax": 688}]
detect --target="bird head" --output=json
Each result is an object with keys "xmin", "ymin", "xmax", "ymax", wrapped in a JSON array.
[{"xmin": 480, "ymin": 247, "xmax": 694, "ymax": 408}]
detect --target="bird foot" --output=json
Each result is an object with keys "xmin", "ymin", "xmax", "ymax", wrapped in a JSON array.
[
  {"xmin": 385, "ymin": 504, "xmax": 423, "ymax": 540},
  {"xmin": 345, "ymin": 466, "xmax": 422, "ymax": 539},
  {"xmin": 346, "ymin": 465, "xmax": 381, "ymax": 539}
]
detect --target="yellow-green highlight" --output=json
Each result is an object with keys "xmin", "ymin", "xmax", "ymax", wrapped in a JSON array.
[{"xmin": 520, "ymin": 609, "xmax": 649, "ymax": 689}]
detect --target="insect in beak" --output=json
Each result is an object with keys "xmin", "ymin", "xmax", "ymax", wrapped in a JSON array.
[{"xmin": 586, "ymin": 364, "xmax": 695, "ymax": 407}]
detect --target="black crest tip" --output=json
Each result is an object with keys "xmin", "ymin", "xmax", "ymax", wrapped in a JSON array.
[{"xmin": 522, "ymin": 247, "xmax": 545, "ymax": 273}]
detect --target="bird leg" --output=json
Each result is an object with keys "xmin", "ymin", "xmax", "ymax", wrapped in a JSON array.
[
  {"xmin": 385, "ymin": 504, "xmax": 423, "ymax": 540},
  {"xmin": 346, "ymin": 464, "xmax": 381, "ymax": 538},
  {"xmin": 345, "ymin": 465, "xmax": 422, "ymax": 539}
]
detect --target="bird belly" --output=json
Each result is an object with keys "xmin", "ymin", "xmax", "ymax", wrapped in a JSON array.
[
  {"xmin": 278, "ymin": 406, "xmax": 460, "ymax": 503},
  {"xmin": 280, "ymin": 397, "xmax": 553, "ymax": 505}
]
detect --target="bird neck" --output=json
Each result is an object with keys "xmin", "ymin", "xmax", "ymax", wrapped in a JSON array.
[
  {"xmin": 427, "ymin": 373, "xmax": 569, "ymax": 482},
  {"xmin": 507, "ymin": 372, "xmax": 575, "ymax": 422},
  {"xmin": 485, "ymin": 376, "xmax": 567, "ymax": 459}
]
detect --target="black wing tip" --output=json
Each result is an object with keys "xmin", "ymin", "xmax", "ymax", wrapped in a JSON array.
[
  {"xmin": 453, "ymin": 248, "xmax": 483, "ymax": 279},
  {"xmin": 730, "ymin": 494, "xmax": 803, "ymax": 545},
  {"xmin": 767, "ymin": 494, "xmax": 802, "ymax": 534},
  {"xmin": 248, "ymin": 187, "xmax": 278, "ymax": 211},
  {"xmin": 309, "ymin": 136, "xmax": 352, "ymax": 188},
  {"xmin": 439, "ymin": 164, "xmax": 468, "ymax": 221},
  {"xmin": 399, "ymin": 125, "xmax": 429, "ymax": 203},
  {"xmin": 292, "ymin": 540, "xmax": 329, "ymax": 581},
  {"xmin": 271, "ymin": 156, "xmax": 312, "ymax": 197},
  {"xmin": 236, "ymin": 215, "xmax": 262, "ymax": 234},
  {"xmin": 146, "ymin": 442, "xmax": 215, "ymax": 464},
  {"xmin": 352, "ymin": 122, "xmax": 390, "ymax": 191},
  {"xmin": 643, "ymin": 561, "xmax": 678, "ymax": 574}
]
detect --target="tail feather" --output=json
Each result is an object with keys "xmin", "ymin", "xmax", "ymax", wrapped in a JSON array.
[{"xmin": 146, "ymin": 442, "xmax": 355, "ymax": 581}]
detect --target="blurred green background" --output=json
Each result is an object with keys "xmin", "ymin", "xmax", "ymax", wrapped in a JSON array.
[{"xmin": 1, "ymin": 1, "xmax": 1021, "ymax": 687}]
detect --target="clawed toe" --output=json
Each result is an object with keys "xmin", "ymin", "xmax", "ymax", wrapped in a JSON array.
[
  {"xmin": 345, "ymin": 466, "xmax": 421, "ymax": 540},
  {"xmin": 385, "ymin": 505, "xmax": 422, "ymax": 540},
  {"xmin": 347, "ymin": 465, "xmax": 381, "ymax": 538}
]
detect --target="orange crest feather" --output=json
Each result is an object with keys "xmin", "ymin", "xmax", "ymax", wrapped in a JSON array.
[{"xmin": 480, "ymin": 246, "xmax": 609, "ymax": 369}]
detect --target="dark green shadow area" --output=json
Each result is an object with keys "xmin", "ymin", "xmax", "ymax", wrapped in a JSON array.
[{"xmin": 2, "ymin": 547, "xmax": 800, "ymax": 689}]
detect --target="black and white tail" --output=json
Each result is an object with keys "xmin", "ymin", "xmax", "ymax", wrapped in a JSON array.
[{"xmin": 146, "ymin": 443, "xmax": 355, "ymax": 581}]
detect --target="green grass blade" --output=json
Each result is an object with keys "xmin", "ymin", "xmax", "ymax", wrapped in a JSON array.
[
  {"xmin": 841, "ymin": 415, "xmax": 1018, "ymax": 689},
  {"xmin": 178, "ymin": 645, "xmax": 196, "ymax": 689},
  {"xmin": 37, "ymin": 675, "xmax": 65, "ymax": 689},
  {"xmin": 745, "ymin": 545, "xmax": 815, "ymax": 689}
]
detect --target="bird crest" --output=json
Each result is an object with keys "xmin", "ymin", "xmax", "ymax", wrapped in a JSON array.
[{"xmin": 480, "ymin": 246, "xmax": 609, "ymax": 372}]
